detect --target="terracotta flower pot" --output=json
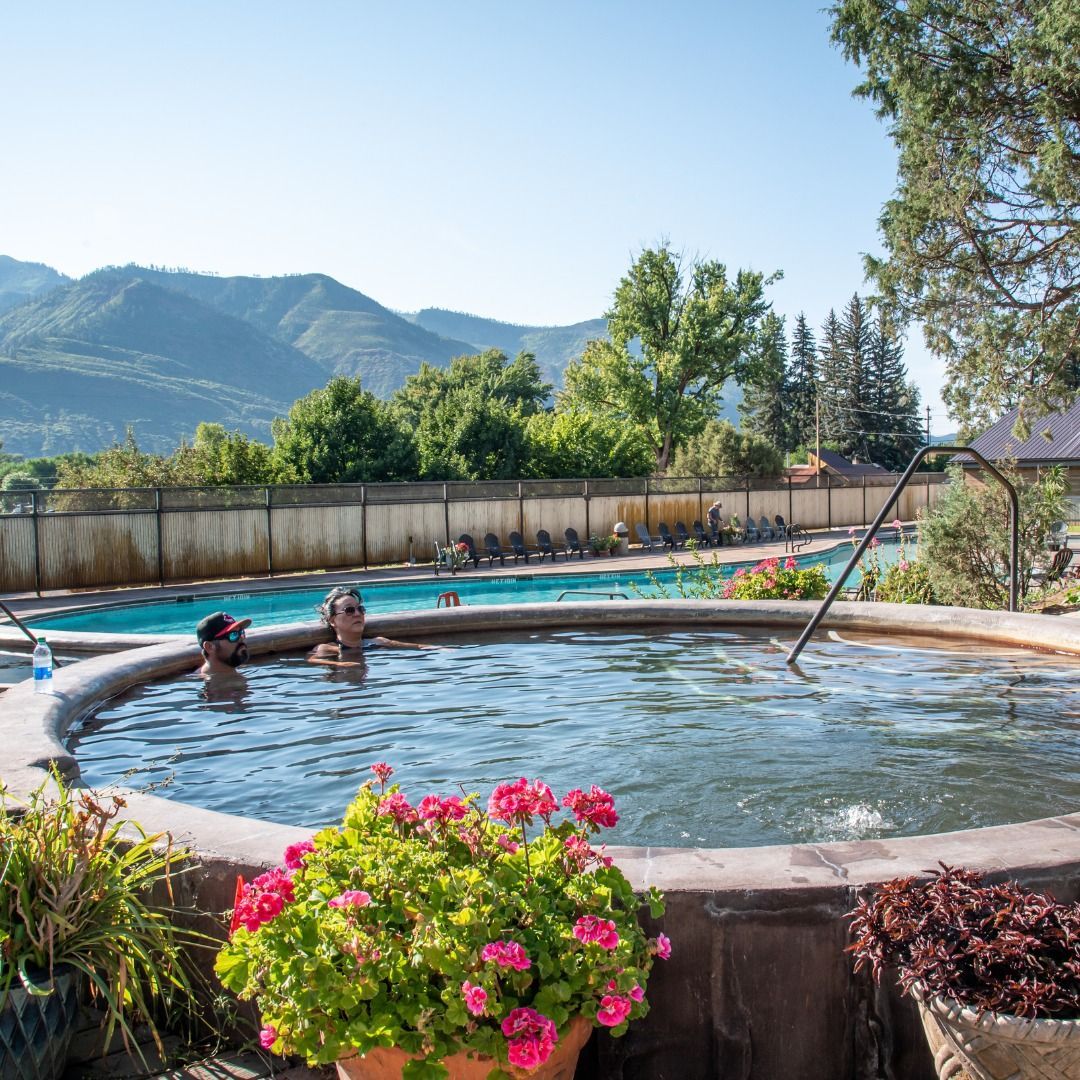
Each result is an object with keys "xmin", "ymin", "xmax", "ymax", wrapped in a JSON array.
[
  {"xmin": 913, "ymin": 986, "xmax": 1080, "ymax": 1080},
  {"xmin": 337, "ymin": 1016, "xmax": 592, "ymax": 1080}
]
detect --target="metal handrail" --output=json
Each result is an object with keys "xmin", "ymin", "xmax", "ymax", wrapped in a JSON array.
[
  {"xmin": 786, "ymin": 446, "xmax": 1018, "ymax": 665},
  {"xmin": 556, "ymin": 590, "xmax": 629, "ymax": 602}
]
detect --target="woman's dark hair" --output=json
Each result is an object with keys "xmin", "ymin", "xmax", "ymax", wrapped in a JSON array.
[{"xmin": 318, "ymin": 586, "xmax": 364, "ymax": 626}]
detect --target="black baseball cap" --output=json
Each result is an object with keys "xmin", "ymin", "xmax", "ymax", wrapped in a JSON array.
[{"xmin": 196, "ymin": 611, "xmax": 252, "ymax": 645}]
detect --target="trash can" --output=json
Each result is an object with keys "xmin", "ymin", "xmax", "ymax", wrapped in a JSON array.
[{"xmin": 613, "ymin": 521, "xmax": 630, "ymax": 556}]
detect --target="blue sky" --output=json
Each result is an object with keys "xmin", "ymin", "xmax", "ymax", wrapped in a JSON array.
[{"xmin": 0, "ymin": 2, "xmax": 950, "ymax": 430}]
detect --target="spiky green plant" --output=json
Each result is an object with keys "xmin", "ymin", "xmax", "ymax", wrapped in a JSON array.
[{"xmin": 0, "ymin": 772, "xmax": 201, "ymax": 1061}]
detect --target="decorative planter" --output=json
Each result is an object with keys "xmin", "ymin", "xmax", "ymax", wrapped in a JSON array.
[
  {"xmin": 913, "ymin": 987, "xmax": 1080, "ymax": 1080},
  {"xmin": 0, "ymin": 967, "xmax": 81, "ymax": 1080},
  {"xmin": 337, "ymin": 1016, "xmax": 592, "ymax": 1080}
]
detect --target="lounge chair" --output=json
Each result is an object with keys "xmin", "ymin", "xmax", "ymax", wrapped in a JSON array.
[
  {"xmin": 692, "ymin": 520, "xmax": 714, "ymax": 547},
  {"xmin": 774, "ymin": 514, "xmax": 790, "ymax": 538},
  {"xmin": 564, "ymin": 527, "xmax": 585, "ymax": 559},
  {"xmin": 657, "ymin": 522, "xmax": 681, "ymax": 550},
  {"xmin": 535, "ymin": 529, "xmax": 562, "ymax": 562},
  {"xmin": 758, "ymin": 516, "xmax": 775, "ymax": 542},
  {"xmin": 634, "ymin": 522, "xmax": 664, "ymax": 551},
  {"xmin": 1044, "ymin": 546, "xmax": 1074, "ymax": 585},
  {"xmin": 483, "ymin": 533, "xmax": 507, "ymax": 567},
  {"xmin": 675, "ymin": 521, "xmax": 693, "ymax": 548},
  {"xmin": 743, "ymin": 518, "xmax": 760, "ymax": 543},
  {"xmin": 456, "ymin": 534, "xmax": 481, "ymax": 569},
  {"xmin": 508, "ymin": 531, "xmax": 534, "ymax": 564}
]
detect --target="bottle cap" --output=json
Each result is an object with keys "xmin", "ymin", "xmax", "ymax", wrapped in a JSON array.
[{"xmin": 37, "ymin": 636, "xmax": 46, "ymax": 643}]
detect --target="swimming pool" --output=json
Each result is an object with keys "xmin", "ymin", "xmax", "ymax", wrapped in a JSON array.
[
  {"xmin": 37, "ymin": 539, "xmax": 904, "ymax": 636},
  {"xmin": 68, "ymin": 623, "xmax": 1080, "ymax": 848}
]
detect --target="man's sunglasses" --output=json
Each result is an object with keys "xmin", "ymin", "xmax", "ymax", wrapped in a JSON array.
[
  {"xmin": 218, "ymin": 629, "xmax": 246, "ymax": 642},
  {"xmin": 333, "ymin": 604, "xmax": 365, "ymax": 616}
]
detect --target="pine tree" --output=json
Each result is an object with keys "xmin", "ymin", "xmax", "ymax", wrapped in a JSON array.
[
  {"xmin": 817, "ymin": 309, "xmax": 846, "ymax": 449},
  {"xmin": 739, "ymin": 312, "xmax": 788, "ymax": 451},
  {"xmin": 836, "ymin": 294, "xmax": 875, "ymax": 463},
  {"xmin": 785, "ymin": 314, "xmax": 818, "ymax": 452},
  {"xmin": 865, "ymin": 313, "xmax": 923, "ymax": 470}
]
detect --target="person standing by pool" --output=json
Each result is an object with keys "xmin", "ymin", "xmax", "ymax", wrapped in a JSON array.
[
  {"xmin": 196, "ymin": 611, "xmax": 251, "ymax": 675},
  {"xmin": 308, "ymin": 586, "xmax": 438, "ymax": 666},
  {"xmin": 707, "ymin": 500, "xmax": 723, "ymax": 541}
]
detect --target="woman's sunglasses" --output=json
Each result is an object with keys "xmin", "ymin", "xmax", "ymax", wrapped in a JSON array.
[{"xmin": 333, "ymin": 604, "xmax": 365, "ymax": 616}]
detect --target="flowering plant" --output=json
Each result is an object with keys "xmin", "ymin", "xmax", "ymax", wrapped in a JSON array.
[
  {"xmin": 588, "ymin": 533, "xmax": 618, "ymax": 553},
  {"xmin": 721, "ymin": 556, "xmax": 829, "ymax": 601},
  {"xmin": 215, "ymin": 766, "xmax": 667, "ymax": 1077}
]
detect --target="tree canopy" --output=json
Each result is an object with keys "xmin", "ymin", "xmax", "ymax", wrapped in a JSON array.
[
  {"xmin": 669, "ymin": 419, "xmax": 784, "ymax": 478},
  {"xmin": 830, "ymin": 0, "xmax": 1080, "ymax": 433},
  {"xmin": 561, "ymin": 244, "xmax": 776, "ymax": 472}
]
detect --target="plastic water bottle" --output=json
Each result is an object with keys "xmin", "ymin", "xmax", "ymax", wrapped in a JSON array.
[{"xmin": 32, "ymin": 637, "xmax": 53, "ymax": 694}]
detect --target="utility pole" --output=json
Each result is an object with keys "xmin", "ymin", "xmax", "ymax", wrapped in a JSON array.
[
  {"xmin": 925, "ymin": 404, "xmax": 931, "ymax": 447},
  {"xmin": 815, "ymin": 398, "xmax": 821, "ymax": 486}
]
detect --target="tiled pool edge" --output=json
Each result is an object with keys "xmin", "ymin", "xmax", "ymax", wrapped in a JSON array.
[{"xmin": 5, "ymin": 601, "xmax": 1080, "ymax": 1080}]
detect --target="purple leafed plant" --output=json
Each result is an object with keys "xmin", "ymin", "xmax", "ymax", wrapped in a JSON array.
[{"xmin": 847, "ymin": 864, "xmax": 1080, "ymax": 1018}]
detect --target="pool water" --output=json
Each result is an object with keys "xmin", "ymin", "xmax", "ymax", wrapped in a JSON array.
[
  {"xmin": 38, "ymin": 539, "xmax": 904, "ymax": 636},
  {"xmin": 68, "ymin": 626, "xmax": 1080, "ymax": 848}
]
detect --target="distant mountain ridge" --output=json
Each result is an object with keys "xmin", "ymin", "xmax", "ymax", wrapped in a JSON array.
[{"xmin": 0, "ymin": 256, "xmax": 741, "ymax": 458}]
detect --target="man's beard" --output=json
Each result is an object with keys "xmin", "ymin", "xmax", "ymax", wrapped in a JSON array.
[{"xmin": 224, "ymin": 645, "xmax": 249, "ymax": 668}]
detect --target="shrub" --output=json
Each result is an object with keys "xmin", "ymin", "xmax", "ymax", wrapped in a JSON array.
[
  {"xmin": 848, "ymin": 865, "xmax": 1080, "ymax": 1019},
  {"xmin": 722, "ymin": 557, "xmax": 829, "ymax": 601}
]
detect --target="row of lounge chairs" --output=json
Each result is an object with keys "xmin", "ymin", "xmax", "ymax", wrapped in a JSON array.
[
  {"xmin": 438, "ymin": 529, "xmax": 593, "ymax": 569},
  {"xmin": 634, "ymin": 516, "xmax": 799, "ymax": 551}
]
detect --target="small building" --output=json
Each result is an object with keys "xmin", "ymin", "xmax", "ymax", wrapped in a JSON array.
[
  {"xmin": 954, "ymin": 400, "xmax": 1080, "ymax": 519},
  {"xmin": 785, "ymin": 449, "xmax": 891, "ymax": 486}
]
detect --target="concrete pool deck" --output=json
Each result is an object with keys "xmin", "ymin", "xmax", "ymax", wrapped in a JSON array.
[{"xmin": 3, "ymin": 600, "xmax": 1080, "ymax": 1078}]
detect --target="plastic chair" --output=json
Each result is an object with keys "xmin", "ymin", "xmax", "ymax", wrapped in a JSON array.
[
  {"xmin": 483, "ymin": 533, "xmax": 507, "ymax": 567},
  {"xmin": 564, "ymin": 527, "xmax": 585, "ymax": 559}
]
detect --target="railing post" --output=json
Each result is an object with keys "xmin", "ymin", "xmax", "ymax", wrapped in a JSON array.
[
  {"xmin": 443, "ymin": 483, "xmax": 451, "ymax": 546},
  {"xmin": 361, "ymin": 485, "xmax": 368, "ymax": 570},
  {"xmin": 31, "ymin": 489, "xmax": 42, "ymax": 597},
  {"xmin": 265, "ymin": 487, "xmax": 274, "ymax": 577},
  {"xmin": 827, "ymin": 473, "xmax": 832, "ymax": 531},
  {"xmin": 745, "ymin": 476, "xmax": 751, "ymax": 525},
  {"xmin": 644, "ymin": 478, "xmax": 650, "ymax": 531},
  {"xmin": 518, "ymin": 480, "xmax": 524, "ymax": 538},
  {"xmin": 155, "ymin": 488, "xmax": 165, "ymax": 587},
  {"xmin": 862, "ymin": 475, "xmax": 867, "ymax": 527},
  {"xmin": 788, "ymin": 476, "xmax": 793, "ymax": 529}
]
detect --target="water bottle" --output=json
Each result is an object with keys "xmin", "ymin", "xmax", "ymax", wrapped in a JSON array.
[{"xmin": 32, "ymin": 637, "xmax": 53, "ymax": 694}]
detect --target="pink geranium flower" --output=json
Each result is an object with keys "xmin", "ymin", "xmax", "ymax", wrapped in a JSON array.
[
  {"xmin": 328, "ymin": 890, "xmax": 371, "ymax": 908},
  {"xmin": 496, "ymin": 833, "xmax": 519, "ymax": 854},
  {"xmin": 282, "ymin": 840, "xmax": 314, "ymax": 870},
  {"xmin": 370, "ymin": 762, "xmax": 394, "ymax": 783},
  {"xmin": 418, "ymin": 794, "xmax": 468, "ymax": 822},
  {"xmin": 562, "ymin": 785, "xmax": 619, "ymax": 829},
  {"xmin": 482, "ymin": 939, "xmax": 531, "ymax": 971},
  {"xmin": 596, "ymin": 993, "xmax": 632, "ymax": 1027},
  {"xmin": 502, "ymin": 1008, "xmax": 558, "ymax": 1070},
  {"xmin": 574, "ymin": 915, "xmax": 619, "ymax": 950},
  {"xmin": 377, "ymin": 792, "xmax": 418, "ymax": 823},
  {"xmin": 630, "ymin": 983, "xmax": 645, "ymax": 1002},
  {"xmin": 891, "ymin": 518, "xmax": 902, "ymax": 530},
  {"xmin": 487, "ymin": 777, "xmax": 558, "ymax": 824},
  {"xmin": 461, "ymin": 980, "xmax": 488, "ymax": 1016},
  {"xmin": 259, "ymin": 1026, "xmax": 278, "ymax": 1050},
  {"xmin": 655, "ymin": 932, "xmax": 672, "ymax": 960}
]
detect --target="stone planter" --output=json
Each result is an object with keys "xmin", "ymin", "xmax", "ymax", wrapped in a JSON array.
[
  {"xmin": 914, "ymin": 986, "xmax": 1080, "ymax": 1080},
  {"xmin": 0, "ymin": 966, "xmax": 81, "ymax": 1080},
  {"xmin": 337, "ymin": 1016, "xmax": 592, "ymax": 1080}
]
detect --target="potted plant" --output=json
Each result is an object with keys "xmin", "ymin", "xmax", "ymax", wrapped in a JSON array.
[
  {"xmin": 588, "ymin": 534, "xmax": 617, "ymax": 556},
  {"xmin": 848, "ymin": 864, "xmax": 1080, "ymax": 1079},
  {"xmin": 216, "ymin": 765, "xmax": 670, "ymax": 1079},
  {"xmin": 0, "ymin": 775, "xmax": 201, "ymax": 1080}
]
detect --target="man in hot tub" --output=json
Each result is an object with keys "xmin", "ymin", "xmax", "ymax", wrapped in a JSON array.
[{"xmin": 196, "ymin": 611, "xmax": 251, "ymax": 676}]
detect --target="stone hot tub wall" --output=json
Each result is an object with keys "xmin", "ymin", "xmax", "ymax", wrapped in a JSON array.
[{"xmin": 4, "ymin": 602, "xmax": 1080, "ymax": 1080}]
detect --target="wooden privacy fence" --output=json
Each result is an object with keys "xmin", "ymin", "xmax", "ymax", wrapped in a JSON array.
[{"xmin": 0, "ymin": 473, "xmax": 947, "ymax": 595}]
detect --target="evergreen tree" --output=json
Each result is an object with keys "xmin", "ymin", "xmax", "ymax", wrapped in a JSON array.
[
  {"xmin": 836, "ymin": 294, "xmax": 874, "ymax": 462},
  {"xmin": 739, "ymin": 313, "xmax": 788, "ymax": 450},
  {"xmin": 865, "ymin": 313, "xmax": 923, "ymax": 470},
  {"xmin": 785, "ymin": 314, "xmax": 818, "ymax": 452},
  {"xmin": 816, "ymin": 309, "xmax": 846, "ymax": 449}
]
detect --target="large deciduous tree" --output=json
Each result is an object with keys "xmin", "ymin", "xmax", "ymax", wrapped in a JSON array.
[
  {"xmin": 271, "ymin": 376, "xmax": 416, "ymax": 483},
  {"xmin": 561, "ymin": 244, "xmax": 776, "ymax": 472},
  {"xmin": 669, "ymin": 419, "xmax": 784, "ymax": 478},
  {"xmin": 830, "ymin": 0, "xmax": 1080, "ymax": 433}
]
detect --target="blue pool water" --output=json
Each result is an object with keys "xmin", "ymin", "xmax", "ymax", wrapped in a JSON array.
[
  {"xmin": 37, "ymin": 540, "xmax": 905, "ymax": 637},
  {"xmin": 69, "ymin": 625, "xmax": 1080, "ymax": 846}
]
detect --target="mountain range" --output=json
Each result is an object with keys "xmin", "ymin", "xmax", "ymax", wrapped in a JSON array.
[{"xmin": 0, "ymin": 256, "xmax": 740, "ymax": 458}]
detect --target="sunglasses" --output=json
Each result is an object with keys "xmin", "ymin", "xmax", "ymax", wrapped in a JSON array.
[
  {"xmin": 218, "ymin": 629, "xmax": 246, "ymax": 643},
  {"xmin": 333, "ymin": 604, "xmax": 365, "ymax": 616}
]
